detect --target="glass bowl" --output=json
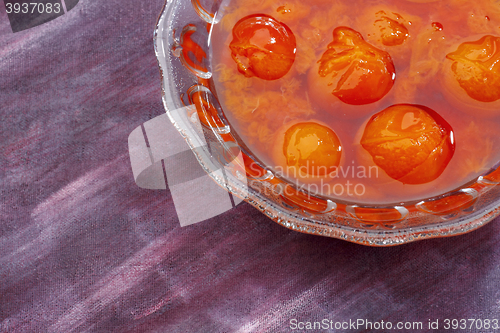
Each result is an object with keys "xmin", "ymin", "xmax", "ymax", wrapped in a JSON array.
[{"xmin": 153, "ymin": 0, "xmax": 500, "ymax": 246}]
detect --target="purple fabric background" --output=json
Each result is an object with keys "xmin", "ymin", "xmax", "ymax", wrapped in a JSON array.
[{"xmin": 1, "ymin": 1, "xmax": 500, "ymax": 332}]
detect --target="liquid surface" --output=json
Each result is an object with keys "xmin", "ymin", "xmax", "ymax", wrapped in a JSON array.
[{"xmin": 211, "ymin": 0, "xmax": 500, "ymax": 204}]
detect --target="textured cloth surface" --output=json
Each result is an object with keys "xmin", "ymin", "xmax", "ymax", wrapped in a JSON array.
[{"xmin": 1, "ymin": 1, "xmax": 500, "ymax": 332}]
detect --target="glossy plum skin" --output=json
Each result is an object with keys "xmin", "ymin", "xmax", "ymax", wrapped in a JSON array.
[
  {"xmin": 316, "ymin": 27, "xmax": 396, "ymax": 105},
  {"xmin": 229, "ymin": 14, "xmax": 296, "ymax": 80},
  {"xmin": 446, "ymin": 35, "xmax": 500, "ymax": 103},
  {"xmin": 361, "ymin": 104, "xmax": 455, "ymax": 185},
  {"xmin": 283, "ymin": 122, "xmax": 342, "ymax": 177},
  {"xmin": 374, "ymin": 12, "xmax": 409, "ymax": 46}
]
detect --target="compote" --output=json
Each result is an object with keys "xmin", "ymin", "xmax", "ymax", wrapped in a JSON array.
[{"xmin": 212, "ymin": 0, "xmax": 500, "ymax": 204}]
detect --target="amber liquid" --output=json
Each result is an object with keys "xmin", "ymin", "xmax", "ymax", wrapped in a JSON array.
[{"xmin": 211, "ymin": 0, "xmax": 500, "ymax": 204}]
